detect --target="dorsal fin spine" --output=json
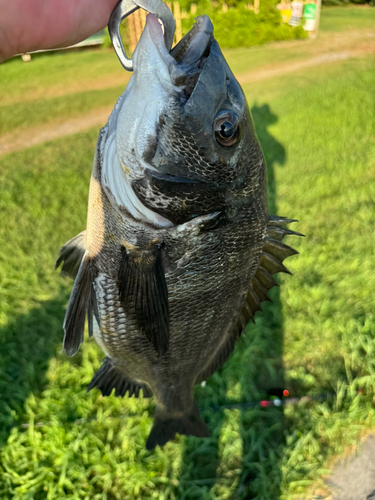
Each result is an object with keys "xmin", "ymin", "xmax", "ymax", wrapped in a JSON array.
[
  {"xmin": 243, "ymin": 216, "xmax": 303, "ymax": 328},
  {"xmin": 193, "ymin": 215, "xmax": 303, "ymax": 385}
]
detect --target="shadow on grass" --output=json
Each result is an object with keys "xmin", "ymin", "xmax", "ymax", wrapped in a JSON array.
[
  {"xmin": 178, "ymin": 104, "xmax": 287, "ymax": 499},
  {"xmin": 0, "ymin": 290, "xmax": 68, "ymax": 446}
]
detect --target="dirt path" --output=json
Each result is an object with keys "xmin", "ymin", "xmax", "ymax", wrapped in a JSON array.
[
  {"xmin": 325, "ymin": 434, "xmax": 375, "ymax": 500},
  {"xmin": 238, "ymin": 41, "xmax": 375, "ymax": 84},
  {"xmin": 0, "ymin": 106, "xmax": 113, "ymax": 156},
  {"xmin": 1, "ymin": 41, "xmax": 375, "ymax": 157},
  {"xmin": 4, "ymin": 73, "xmax": 130, "ymax": 107}
]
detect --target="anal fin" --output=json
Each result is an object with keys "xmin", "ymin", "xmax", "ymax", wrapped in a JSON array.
[
  {"xmin": 118, "ymin": 244, "xmax": 169, "ymax": 356},
  {"xmin": 87, "ymin": 357, "xmax": 152, "ymax": 398}
]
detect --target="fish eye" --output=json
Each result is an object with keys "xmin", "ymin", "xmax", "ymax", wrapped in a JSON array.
[{"xmin": 214, "ymin": 111, "xmax": 240, "ymax": 147}]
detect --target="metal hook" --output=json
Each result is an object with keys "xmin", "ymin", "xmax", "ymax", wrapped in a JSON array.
[{"xmin": 108, "ymin": 0, "xmax": 176, "ymax": 72}]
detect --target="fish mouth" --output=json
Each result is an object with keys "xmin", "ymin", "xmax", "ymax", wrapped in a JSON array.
[
  {"xmin": 169, "ymin": 16, "xmax": 214, "ymax": 99},
  {"xmin": 140, "ymin": 13, "xmax": 214, "ymax": 100}
]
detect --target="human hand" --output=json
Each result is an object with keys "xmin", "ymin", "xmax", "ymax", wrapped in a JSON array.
[{"xmin": 0, "ymin": 0, "xmax": 119, "ymax": 63}]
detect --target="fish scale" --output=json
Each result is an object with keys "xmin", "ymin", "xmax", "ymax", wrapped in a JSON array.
[{"xmin": 56, "ymin": 13, "xmax": 301, "ymax": 449}]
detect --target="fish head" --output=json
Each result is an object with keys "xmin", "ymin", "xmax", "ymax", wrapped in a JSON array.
[{"xmin": 109, "ymin": 13, "xmax": 265, "ymax": 226}]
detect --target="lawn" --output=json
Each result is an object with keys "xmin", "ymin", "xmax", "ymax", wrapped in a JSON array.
[
  {"xmin": 0, "ymin": 7, "xmax": 375, "ymax": 500},
  {"xmin": 320, "ymin": 5, "xmax": 375, "ymax": 32}
]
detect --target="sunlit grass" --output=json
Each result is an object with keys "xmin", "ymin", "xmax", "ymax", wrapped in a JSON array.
[
  {"xmin": 320, "ymin": 5, "xmax": 375, "ymax": 32},
  {"xmin": 0, "ymin": 49, "xmax": 126, "ymax": 106},
  {"xmin": 0, "ymin": 87, "xmax": 124, "ymax": 136}
]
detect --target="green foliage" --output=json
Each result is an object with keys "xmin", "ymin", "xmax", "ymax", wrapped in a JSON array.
[
  {"xmin": 322, "ymin": 0, "xmax": 374, "ymax": 6},
  {"xmin": 181, "ymin": 0, "xmax": 307, "ymax": 48},
  {"xmin": 322, "ymin": 0, "xmax": 369, "ymax": 5},
  {"xmin": 101, "ymin": 28, "xmax": 113, "ymax": 49},
  {"xmin": 322, "ymin": 0, "xmax": 349, "ymax": 6}
]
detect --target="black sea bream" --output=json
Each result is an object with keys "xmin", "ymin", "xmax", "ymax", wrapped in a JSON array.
[{"xmin": 56, "ymin": 13, "xmax": 301, "ymax": 449}]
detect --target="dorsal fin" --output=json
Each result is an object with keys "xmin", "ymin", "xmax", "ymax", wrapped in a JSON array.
[
  {"xmin": 117, "ymin": 244, "xmax": 169, "ymax": 356},
  {"xmin": 195, "ymin": 215, "xmax": 303, "ymax": 383},
  {"xmin": 55, "ymin": 231, "xmax": 86, "ymax": 279},
  {"xmin": 246, "ymin": 215, "xmax": 303, "ymax": 319}
]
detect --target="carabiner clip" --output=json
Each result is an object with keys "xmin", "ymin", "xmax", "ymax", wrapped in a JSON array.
[{"xmin": 108, "ymin": 0, "xmax": 176, "ymax": 72}]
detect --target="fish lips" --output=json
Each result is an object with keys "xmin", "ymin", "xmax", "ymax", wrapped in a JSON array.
[
  {"xmin": 133, "ymin": 13, "xmax": 214, "ymax": 99},
  {"xmin": 169, "ymin": 15, "xmax": 214, "ymax": 99}
]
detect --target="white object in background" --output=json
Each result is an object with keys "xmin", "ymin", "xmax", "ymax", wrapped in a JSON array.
[{"xmin": 288, "ymin": 1, "xmax": 303, "ymax": 26}]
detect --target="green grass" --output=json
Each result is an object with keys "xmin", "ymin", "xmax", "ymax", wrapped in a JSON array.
[
  {"xmin": 1, "ymin": 10, "xmax": 375, "ymax": 500},
  {"xmin": 0, "ymin": 49, "xmax": 126, "ymax": 106},
  {"xmin": 0, "ymin": 87, "xmax": 124, "ymax": 136},
  {"xmin": 320, "ymin": 5, "xmax": 375, "ymax": 32}
]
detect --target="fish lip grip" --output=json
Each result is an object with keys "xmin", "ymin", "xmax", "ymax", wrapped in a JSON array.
[{"xmin": 108, "ymin": 0, "xmax": 176, "ymax": 71}]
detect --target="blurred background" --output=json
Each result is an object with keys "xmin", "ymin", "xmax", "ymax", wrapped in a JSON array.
[{"xmin": 0, "ymin": 1, "xmax": 374, "ymax": 499}]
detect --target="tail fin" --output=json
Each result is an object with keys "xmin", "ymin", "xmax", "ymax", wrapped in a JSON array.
[{"xmin": 146, "ymin": 402, "xmax": 209, "ymax": 450}]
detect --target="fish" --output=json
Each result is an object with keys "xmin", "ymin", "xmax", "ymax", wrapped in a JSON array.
[{"xmin": 55, "ymin": 13, "xmax": 301, "ymax": 450}]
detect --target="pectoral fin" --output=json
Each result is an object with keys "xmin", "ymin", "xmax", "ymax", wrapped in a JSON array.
[
  {"xmin": 118, "ymin": 244, "xmax": 169, "ymax": 356},
  {"xmin": 55, "ymin": 231, "xmax": 86, "ymax": 279}
]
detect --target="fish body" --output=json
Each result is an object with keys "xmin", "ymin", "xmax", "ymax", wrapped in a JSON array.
[{"xmin": 56, "ymin": 14, "xmax": 300, "ymax": 449}]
